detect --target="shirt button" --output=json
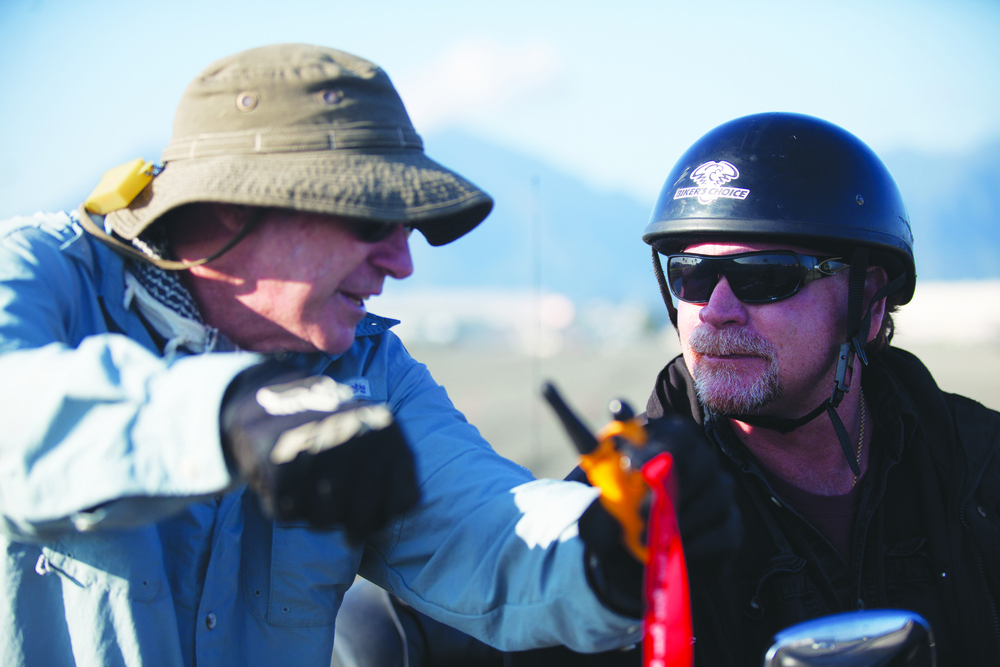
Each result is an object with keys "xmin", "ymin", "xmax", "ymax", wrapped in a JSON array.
[{"xmin": 205, "ymin": 613, "xmax": 218, "ymax": 630}]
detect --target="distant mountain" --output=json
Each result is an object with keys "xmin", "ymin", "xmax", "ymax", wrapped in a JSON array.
[
  {"xmin": 883, "ymin": 143, "xmax": 1000, "ymax": 281},
  {"xmin": 408, "ymin": 130, "xmax": 664, "ymax": 310},
  {"xmin": 407, "ymin": 130, "xmax": 1000, "ymax": 309}
]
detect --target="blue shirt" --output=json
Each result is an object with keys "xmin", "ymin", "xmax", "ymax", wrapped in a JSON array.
[{"xmin": 0, "ymin": 212, "xmax": 641, "ymax": 666}]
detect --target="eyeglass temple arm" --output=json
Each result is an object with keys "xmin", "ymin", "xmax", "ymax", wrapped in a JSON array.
[{"xmin": 77, "ymin": 204, "xmax": 263, "ymax": 271}]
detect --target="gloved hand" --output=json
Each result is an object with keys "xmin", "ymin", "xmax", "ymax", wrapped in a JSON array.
[
  {"xmin": 220, "ymin": 359, "xmax": 420, "ymax": 541},
  {"xmin": 577, "ymin": 410, "xmax": 742, "ymax": 617}
]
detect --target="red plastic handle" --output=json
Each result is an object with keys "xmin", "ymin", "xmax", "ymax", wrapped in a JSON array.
[{"xmin": 641, "ymin": 453, "xmax": 693, "ymax": 667}]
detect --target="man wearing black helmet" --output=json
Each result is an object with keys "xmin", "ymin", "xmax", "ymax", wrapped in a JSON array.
[{"xmin": 505, "ymin": 112, "xmax": 1000, "ymax": 665}]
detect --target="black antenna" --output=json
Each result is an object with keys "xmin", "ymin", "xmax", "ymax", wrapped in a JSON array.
[{"xmin": 542, "ymin": 382, "xmax": 599, "ymax": 456}]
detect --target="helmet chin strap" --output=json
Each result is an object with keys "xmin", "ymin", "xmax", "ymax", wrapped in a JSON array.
[{"xmin": 726, "ymin": 247, "xmax": 904, "ymax": 477}]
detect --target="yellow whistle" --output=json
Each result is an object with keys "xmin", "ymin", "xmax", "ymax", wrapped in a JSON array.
[{"xmin": 84, "ymin": 158, "xmax": 156, "ymax": 214}]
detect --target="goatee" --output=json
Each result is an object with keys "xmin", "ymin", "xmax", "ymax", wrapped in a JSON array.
[{"xmin": 689, "ymin": 327, "xmax": 781, "ymax": 416}]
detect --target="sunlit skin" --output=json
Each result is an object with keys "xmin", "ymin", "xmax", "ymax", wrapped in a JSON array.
[
  {"xmin": 168, "ymin": 204, "xmax": 413, "ymax": 356},
  {"xmin": 676, "ymin": 241, "xmax": 887, "ymax": 494}
]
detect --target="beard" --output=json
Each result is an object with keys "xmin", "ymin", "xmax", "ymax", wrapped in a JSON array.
[{"xmin": 688, "ymin": 327, "xmax": 781, "ymax": 416}]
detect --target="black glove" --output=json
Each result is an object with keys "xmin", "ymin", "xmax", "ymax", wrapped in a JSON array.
[
  {"xmin": 220, "ymin": 359, "xmax": 420, "ymax": 541},
  {"xmin": 578, "ymin": 413, "xmax": 742, "ymax": 617},
  {"xmin": 646, "ymin": 415, "xmax": 742, "ymax": 586}
]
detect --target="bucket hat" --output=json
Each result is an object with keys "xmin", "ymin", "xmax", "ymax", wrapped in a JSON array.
[{"xmin": 104, "ymin": 44, "xmax": 493, "ymax": 247}]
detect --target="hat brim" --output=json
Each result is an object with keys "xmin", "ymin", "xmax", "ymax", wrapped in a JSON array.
[{"xmin": 106, "ymin": 149, "xmax": 493, "ymax": 247}]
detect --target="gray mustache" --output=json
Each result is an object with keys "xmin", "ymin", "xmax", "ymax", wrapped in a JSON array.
[{"xmin": 689, "ymin": 327, "xmax": 775, "ymax": 358}]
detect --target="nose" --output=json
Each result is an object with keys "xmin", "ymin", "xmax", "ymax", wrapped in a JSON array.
[
  {"xmin": 698, "ymin": 276, "xmax": 749, "ymax": 328},
  {"xmin": 370, "ymin": 225, "xmax": 414, "ymax": 279}
]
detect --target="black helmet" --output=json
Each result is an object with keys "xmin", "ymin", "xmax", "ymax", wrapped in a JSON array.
[{"xmin": 643, "ymin": 112, "xmax": 915, "ymax": 305}]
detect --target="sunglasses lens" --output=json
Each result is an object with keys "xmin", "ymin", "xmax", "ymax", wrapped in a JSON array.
[
  {"xmin": 349, "ymin": 222, "xmax": 404, "ymax": 243},
  {"xmin": 667, "ymin": 253, "xmax": 807, "ymax": 303},
  {"xmin": 668, "ymin": 255, "xmax": 718, "ymax": 302},
  {"xmin": 728, "ymin": 254, "xmax": 803, "ymax": 302}
]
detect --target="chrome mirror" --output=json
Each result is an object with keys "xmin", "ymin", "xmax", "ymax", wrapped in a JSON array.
[{"xmin": 763, "ymin": 609, "xmax": 935, "ymax": 667}]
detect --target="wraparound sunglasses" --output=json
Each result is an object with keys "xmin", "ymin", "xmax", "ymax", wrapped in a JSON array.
[
  {"xmin": 346, "ymin": 221, "xmax": 415, "ymax": 244},
  {"xmin": 665, "ymin": 251, "xmax": 850, "ymax": 304}
]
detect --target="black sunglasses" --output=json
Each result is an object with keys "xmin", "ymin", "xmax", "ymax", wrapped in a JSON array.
[
  {"xmin": 665, "ymin": 251, "xmax": 850, "ymax": 304},
  {"xmin": 346, "ymin": 221, "xmax": 415, "ymax": 244}
]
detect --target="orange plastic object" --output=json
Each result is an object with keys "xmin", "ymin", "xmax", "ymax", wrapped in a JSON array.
[{"xmin": 580, "ymin": 418, "xmax": 651, "ymax": 562}]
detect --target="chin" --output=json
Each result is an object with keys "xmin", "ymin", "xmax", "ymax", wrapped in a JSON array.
[
  {"xmin": 323, "ymin": 342, "xmax": 355, "ymax": 356},
  {"xmin": 317, "ymin": 331, "xmax": 359, "ymax": 356},
  {"xmin": 695, "ymin": 367, "xmax": 781, "ymax": 416}
]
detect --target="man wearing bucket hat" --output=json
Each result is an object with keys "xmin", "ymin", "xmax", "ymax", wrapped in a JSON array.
[
  {"xmin": 0, "ymin": 44, "xmax": 742, "ymax": 666},
  {"xmin": 503, "ymin": 113, "xmax": 1000, "ymax": 665}
]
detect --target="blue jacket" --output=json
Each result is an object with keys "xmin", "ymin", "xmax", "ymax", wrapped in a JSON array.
[{"xmin": 0, "ymin": 212, "xmax": 641, "ymax": 667}]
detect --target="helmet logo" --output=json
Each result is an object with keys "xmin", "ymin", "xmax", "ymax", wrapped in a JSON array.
[{"xmin": 675, "ymin": 160, "xmax": 750, "ymax": 205}]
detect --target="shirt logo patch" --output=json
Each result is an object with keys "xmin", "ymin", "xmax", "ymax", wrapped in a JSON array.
[
  {"xmin": 674, "ymin": 160, "xmax": 750, "ymax": 205},
  {"xmin": 343, "ymin": 377, "xmax": 372, "ymax": 400}
]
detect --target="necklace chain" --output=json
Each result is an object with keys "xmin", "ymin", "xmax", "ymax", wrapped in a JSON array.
[{"xmin": 852, "ymin": 389, "xmax": 866, "ymax": 487}]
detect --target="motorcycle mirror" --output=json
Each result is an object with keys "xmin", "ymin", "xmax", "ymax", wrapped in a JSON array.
[{"xmin": 762, "ymin": 609, "xmax": 936, "ymax": 667}]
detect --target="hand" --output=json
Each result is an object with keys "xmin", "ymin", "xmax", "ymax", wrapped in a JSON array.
[
  {"xmin": 578, "ymin": 411, "xmax": 742, "ymax": 616},
  {"xmin": 220, "ymin": 359, "xmax": 420, "ymax": 541}
]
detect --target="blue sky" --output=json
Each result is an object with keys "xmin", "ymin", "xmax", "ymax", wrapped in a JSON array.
[{"xmin": 1, "ymin": 0, "xmax": 998, "ymax": 217}]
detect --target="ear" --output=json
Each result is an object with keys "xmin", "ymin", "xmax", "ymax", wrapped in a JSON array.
[
  {"xmin": 166, "ymin": 204, "xmax": 260, "ymax": 263},
  {"xmin": 864, "ymin": 265, "xmax": 889, "ymax": 344},
  {"xmin": 211, "ymin": 203, "xmax": 259, "ymax": 234},
  {"xmin": 164, "ymin": 203, "xmax": 245, "ymax": 245}
]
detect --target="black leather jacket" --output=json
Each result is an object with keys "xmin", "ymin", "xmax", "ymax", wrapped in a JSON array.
[{"xmin": 508, "ymin": 347, "xmax": 1000, "ymax": 666}]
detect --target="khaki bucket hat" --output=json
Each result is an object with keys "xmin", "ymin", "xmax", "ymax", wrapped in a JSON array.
[{"xmin": 104, "ymin": 44, "xmax": 493, "ymax": 247}]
